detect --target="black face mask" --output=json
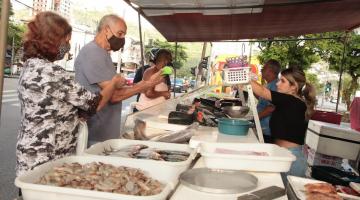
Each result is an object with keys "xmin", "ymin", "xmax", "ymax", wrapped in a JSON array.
[{"xmin": 108, "ymin": 35, "xmax": 125, "ymax": 51}]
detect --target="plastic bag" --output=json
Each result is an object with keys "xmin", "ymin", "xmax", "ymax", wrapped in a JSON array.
[{"xmin": 76, "ymin": 121, "xmax": 88, "ymax": 155}]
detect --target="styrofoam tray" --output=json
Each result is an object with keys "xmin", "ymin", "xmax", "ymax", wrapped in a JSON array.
[
  {"xmin": 287, "ymin": 176, "xmax": 360, "ymax": 200},
  {"xmin": 288, "ymin": 175, "xmax": 325, "ymax": 200},
  {"xmin": 83, "ymin": 139, "xmax": 197, "ymax": 184},
  {"xmin": 15, "ymin": 156, "xmax": 173, "ymax": 200},
  {"xmin": 199, "ymin": 143, "xmax": 296, "ymax": 172}
]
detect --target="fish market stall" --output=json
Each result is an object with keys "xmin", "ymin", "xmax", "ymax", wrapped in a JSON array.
[{"xmin": 116, "ymin": 84, "xmax": 293, "ymax": 199}]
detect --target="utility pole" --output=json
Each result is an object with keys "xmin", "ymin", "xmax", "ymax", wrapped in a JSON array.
[
  {"xmin": 0, "ymin": 0, "xmax": 10, "ymax": 123},
  {"xmin": 10, "ymin": 37, "xmax": 15, "ymax": 75},
  {"xmin": 197, "ymin": 42, "xmax": 207, "ymax": 87},
  {"xmin": 173, "ymin": 42, "xmax": 178, "ymax": 97},
  {"xmin": 336, "ymin": 32, "xmax": 349, "ymax": 112}
]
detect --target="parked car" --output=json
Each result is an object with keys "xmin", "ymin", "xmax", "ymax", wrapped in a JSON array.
[
  {"xmin": 190, "ymin": 80, "xmax": 196, "ymax": 88},
  {"xmin": 125, "ymin": 72, "xmax": 135, "ymax": 85},
  {"xmin": 171, "ymin": 78, "xmax": 188, "ymax": 93}
]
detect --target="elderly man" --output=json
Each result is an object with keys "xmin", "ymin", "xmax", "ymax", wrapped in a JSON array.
[
  {"xmin": 75, "ymin": 14, "xmax": 163, "ymax": 144},
  {"xmin": 257, "ymin": 59, "xmax": 281, "ymax": 143}
]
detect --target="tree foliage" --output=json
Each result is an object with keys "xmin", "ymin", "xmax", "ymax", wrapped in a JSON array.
[
  {"xmin": 257, "ymin": 37, "xmax": 320, "ymax": 70},
  {"xmin": 8, "ymin": 23, "xmax": 26, "ymax": 53},
  {"xmin": 305, "ymin": 71, "xmax": 323, "ymax": 96},
  {"xmin": 145, "ymin": 39, "xmax": 188, "ymax": 70},
  {"xmin": 2, "ymin": 1, "xmax": 26, "ymax": 62},
  {"xmin": 309, "ymin": 31, "xmax": 360, "ymax": 110},
  {"xmin": 257, "ymin": 31, "xmax": 360, "ymax": 110}
]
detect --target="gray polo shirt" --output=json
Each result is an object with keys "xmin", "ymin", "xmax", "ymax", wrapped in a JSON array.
[{"xmin": 74, "ymin": 41, "xmax": 122, "ymax": 142}]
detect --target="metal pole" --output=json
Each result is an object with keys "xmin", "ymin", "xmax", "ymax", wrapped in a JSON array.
[
  {"xmin": 173, "ymin": 42, "xmax": 178, "ymax": 97},
  {"xmin": 138, "ymin": 12, "xmax": 144, "ymax": 67},
  {"xmin": 197, "ymin": 42, "xmax": 207, "ymax": 86},
  {"xmin": 0, "ymin": 0, "xmax": 11, "ymax": 122},
  {"xmin": 335, "ymin": 32, "xmax": 348, "ymax": 112},
  {"xmin": 205, "ymin": 42, "xmax": 213, "ymax": 86},
  {"xmin": 11, "ymin": 37, "xmax": 15, "ymax": 74}
]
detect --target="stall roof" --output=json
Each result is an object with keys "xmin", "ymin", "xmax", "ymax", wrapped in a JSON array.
[{"xmin": 126, "ymin": 0, "xmax": 360, "ymax": 42}]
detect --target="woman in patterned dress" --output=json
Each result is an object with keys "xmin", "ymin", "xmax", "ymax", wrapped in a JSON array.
[{"xmin": 16, "ymin": 12, "xmax": 126, "ymax": 176}]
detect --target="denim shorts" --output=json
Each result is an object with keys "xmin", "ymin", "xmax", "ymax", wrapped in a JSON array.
[{"xmin": 281, "ymin": 145, "xmax": 306, "ymax": 184}]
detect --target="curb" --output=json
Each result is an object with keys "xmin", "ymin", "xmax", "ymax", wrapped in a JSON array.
[{"xmin": 4, "ymin": 75, "xmax": 19, "ymax": 79}]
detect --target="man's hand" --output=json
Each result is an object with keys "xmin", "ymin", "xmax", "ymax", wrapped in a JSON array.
[
  {"xmin": 146, "ymin": 70, "xmax": 164, "ymax": 86},
  {"xmin": 112, "ymin": 74, "xmax": 126, "ymax": 89}
]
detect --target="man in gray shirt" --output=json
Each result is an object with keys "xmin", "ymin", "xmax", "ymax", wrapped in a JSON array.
[{"xmin": 75, "ymin": 14, "xmax": 164, "ymax": 144}]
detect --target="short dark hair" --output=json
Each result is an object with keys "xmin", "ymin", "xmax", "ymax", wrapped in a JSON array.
[
  {"xmin": 154, "ymin": 49, "xmax": 172, "ymax": 64},
  {"xmin": 265, "ymin": 59, "xmax": 281, "ymax": 75},
  {"xmin": 22, "ymin": 12, "xmax": 72, "ymax": 62}
]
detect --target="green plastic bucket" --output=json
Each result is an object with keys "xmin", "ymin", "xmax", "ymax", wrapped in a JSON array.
[{"xmin": 218, "ymin": 118, "xmax": 250, "ymax": 136}]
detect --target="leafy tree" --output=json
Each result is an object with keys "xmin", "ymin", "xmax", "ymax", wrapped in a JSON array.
[
  {"xmin": 257, "ymin": 36, "xmax": 320, "ymax": 70},
  {"xmin": 309, "ymin": 31, "xmax": 360, "ymax": 110},
  {"xmin": 257, "ymin": 31, "xmax": 360, "ymax": 111},
  {"xmin": 145, "ymin": 39, "xmax": 188, "ymax": 70},
  {"xmin": 8, "ymin": 23, "xmax": 26, "ymax": 55},
  {"xmin": 305, "ymin": 72, "xmax": 324, "ymax": 96},
  {"xmin": 1, "ymin": 1, "xmax": 26, "ymax": 63}
]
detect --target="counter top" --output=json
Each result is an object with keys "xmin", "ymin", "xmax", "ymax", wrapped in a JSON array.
[
  {"xmin": 189, "ymin": 127, "xmax": 259, "ymax": 148},
  {"xmin": 170, "ymin": 158, "xmax": 287, "ymax": 200}
]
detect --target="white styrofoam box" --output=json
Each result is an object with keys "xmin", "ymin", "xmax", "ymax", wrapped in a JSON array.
[
  {"xmin": 306, "ymin": 120, "xmax": 360, "ymax": 160},
  {"xmin": 199, "ymin": 143, "xmax": 296, "ymax": 172},
  {"xmin": 83, "ymin": 139, "xmax": 196, "ymax": 184},
  {"xmin": 303, "ymin": 145, "xmax": 343, "ymax": 169},
  {"xmin": 15, "ymin": 156, "xmax": 172, "ymax": 200}
]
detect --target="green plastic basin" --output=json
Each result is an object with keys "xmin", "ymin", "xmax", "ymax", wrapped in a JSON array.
[{"xmin": 218, "ymin": 118, "xmax": 250, "ymax": 136}]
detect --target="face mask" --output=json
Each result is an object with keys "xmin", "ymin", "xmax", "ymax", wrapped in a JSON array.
[
  {"xmin": 107, "ymin": 27, "xmax": 125, "ymax": 51},
  {"xmin": 56, "ymin": 43, "xmax": 71, "ymax": 60},
  {"xmin": 108, "ymin": 36, "xmax": 125, "ymax": 51}
]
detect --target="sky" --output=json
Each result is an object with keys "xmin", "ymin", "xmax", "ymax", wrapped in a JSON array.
[{"xmin": 11, "ymin": 0, "xmax": 156, "ymax": 29}]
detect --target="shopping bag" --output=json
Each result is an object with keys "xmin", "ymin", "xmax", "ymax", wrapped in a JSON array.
[{"xmin": 76, "ymin": 121, "xmax": 88, "ymax": 155}]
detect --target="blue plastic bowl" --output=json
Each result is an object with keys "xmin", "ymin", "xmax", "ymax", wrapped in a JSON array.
[{"xmin": 218, "ymin": 118, "xmax": 250, "ymax": 136}]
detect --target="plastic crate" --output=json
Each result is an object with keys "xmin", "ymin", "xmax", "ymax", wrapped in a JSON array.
[
  {"xmin": 200, "ymin": 143, "xmax": 296, "ymax": 172},
  {"xmin": 226, "ymin": 56, "xmax": 248, "ymax": 68},
  {"xmin": 15, "ymin": 156, "xmax": 173, "ymax": 200},
  {"xmin": 223, "ymin": 67, "xmax": 250, "ymax": 85}
]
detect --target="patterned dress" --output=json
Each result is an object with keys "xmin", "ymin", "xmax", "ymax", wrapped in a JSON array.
[{"xmin": 16, "ymin": 58, "xmax": 101, "ymax": 176}]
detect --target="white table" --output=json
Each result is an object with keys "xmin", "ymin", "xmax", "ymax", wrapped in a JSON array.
[
  {"xmin": 190, "ymin": 127, "xmax": 259, "ymax": 148},
  {"xmin": 171, "ymin": 126, "xmax": 288, "ymax": 200},
  {"xmin": 170, "ymin": 158, "xmax": 288, "ymax": 200}
]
